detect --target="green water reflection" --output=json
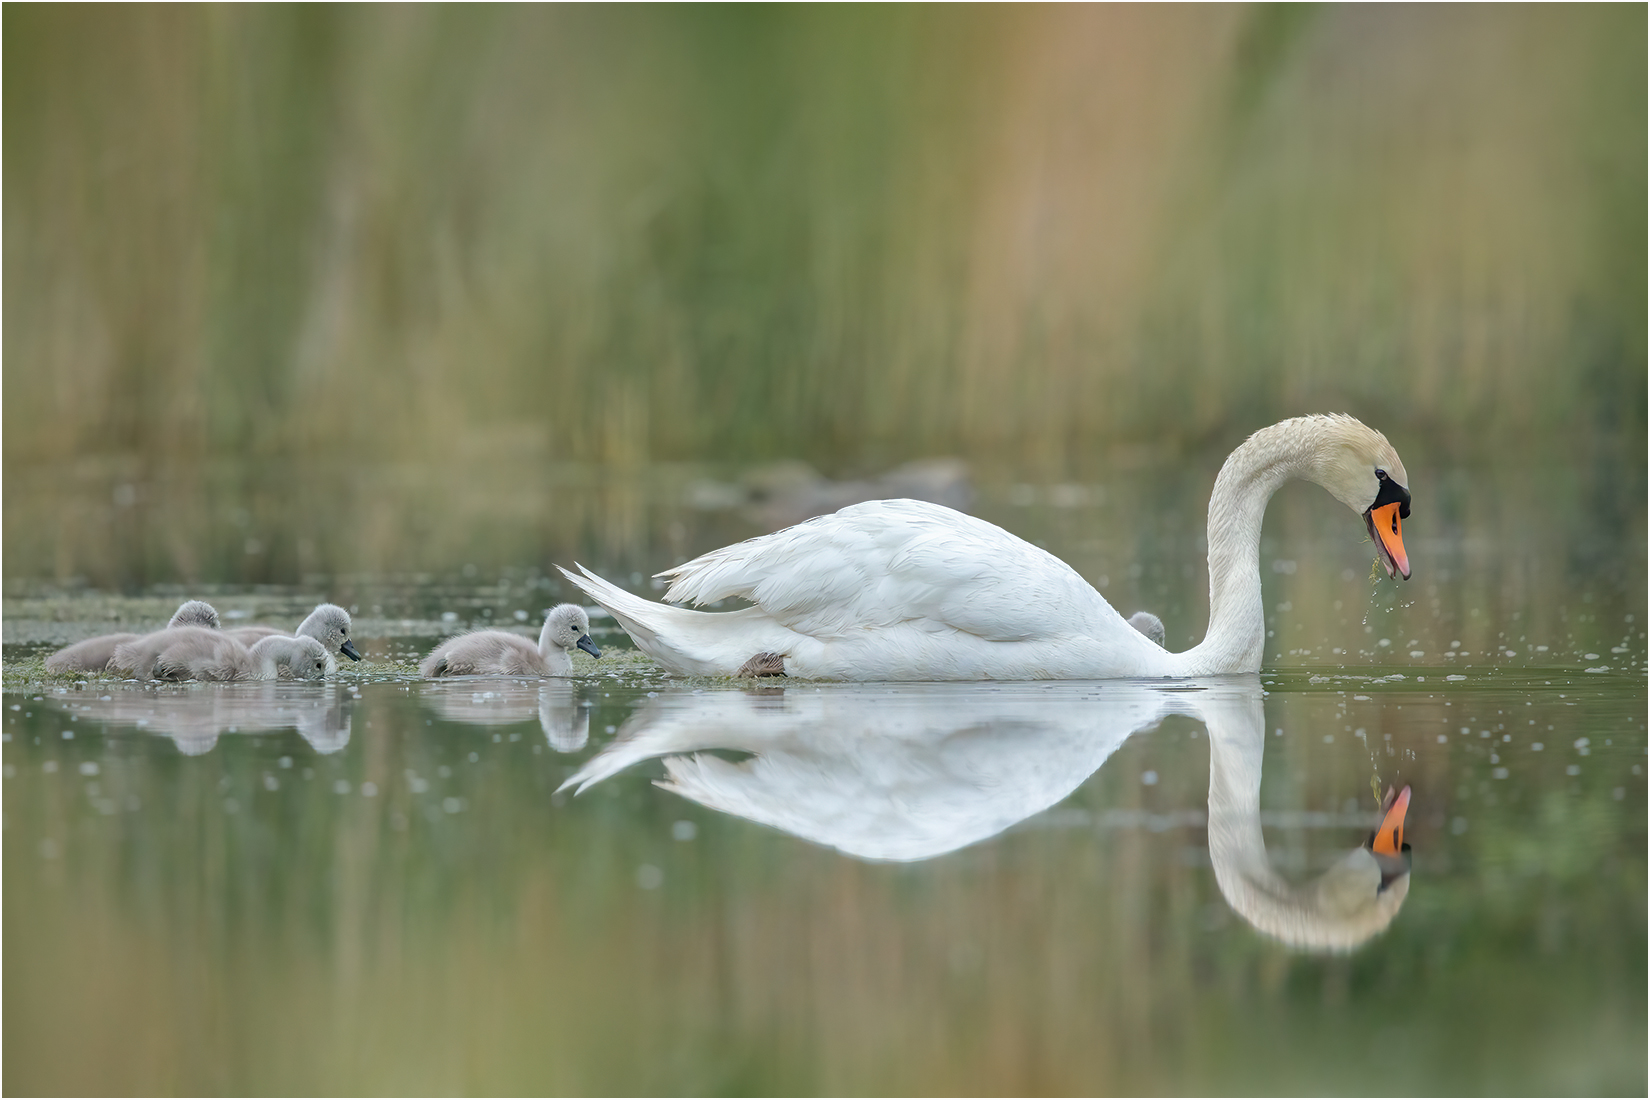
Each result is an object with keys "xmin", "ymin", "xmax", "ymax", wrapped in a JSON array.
[{"xmin": 2, "ymin": 658, "xmax": 1643, "ymax": 1095}]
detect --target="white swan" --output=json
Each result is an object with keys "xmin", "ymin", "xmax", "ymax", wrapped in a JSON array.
[
  {"xmin": 45, "ymin": 599, "xmax": 224, "ymax": 673},
  {"xmin": 225, "ymin": 603, "xmax": 362, "ymax": 662},
  {"xmin": 561, "ymin": 414, "xmax": 1411, "ymax": 680},
  {"xmin": 110, "ymin": 628, "xmax": 333, "ymax": 682},
  {"xmin": 419, "ymin": 604, "xmax": 600, "ymax": 678}
]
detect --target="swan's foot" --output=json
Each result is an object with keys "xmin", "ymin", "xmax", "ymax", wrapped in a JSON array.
[{"xmin": 736, "ymin": 652, "xmax": 788, "ymax": 677}]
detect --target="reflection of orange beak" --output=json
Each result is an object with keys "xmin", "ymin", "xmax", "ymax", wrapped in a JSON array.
[
  {"xmin": 1372, "ymin": 785, "xmax": 1411, "ymax": 857},
  {"xmin": 1366, "ymin": 501, "xmax": 1410, "ymax": 580}
]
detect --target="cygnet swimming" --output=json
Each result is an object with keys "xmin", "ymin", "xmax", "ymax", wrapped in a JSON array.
[
  {"xmin": 420, "ymin": 604, "xmax": 600, "ymax": 678},
  {"xmin": 45, "ymin": 599, "xmax": 224, "ymax": 673},
  {"xmin": 111, "ymin": 628, "xmax": 333, "ymax": 682},
  {"xmin": 225, "ymin": 603, "xmax": 362, "ymax": 662}
]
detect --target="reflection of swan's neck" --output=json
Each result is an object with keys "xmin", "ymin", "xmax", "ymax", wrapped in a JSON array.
[
  {"xmin": 1182, "ymin": 422, "xmax": 1324, "ymax": 674},
  {"xmin": 1202, "ymin": 684, "xmax": 1407, "ymax": 951}
]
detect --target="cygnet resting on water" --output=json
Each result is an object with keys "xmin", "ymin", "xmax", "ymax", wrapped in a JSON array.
[
  {"xmin": 45, "ymin": 599, "xmax": 224, "ymax": 673},
  {"xmin": 111, "ymin": 628, "xmax": 333, "ymax": 682},
  {"xmin": 225, "ymin": 603, "xmax": 362, "ymax": 662},
  {"xmin": 420, "ymin": 604, "xmax": 601, "ymax": 678}
]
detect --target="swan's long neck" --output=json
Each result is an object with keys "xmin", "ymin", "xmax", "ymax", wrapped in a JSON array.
[{"xmin": 1182, "ymin": 420, "xmax": 1326, "ymax": 674}]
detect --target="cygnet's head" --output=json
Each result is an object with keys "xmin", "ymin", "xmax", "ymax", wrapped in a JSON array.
[
  {"xmin": 274, "ymin": 635, "xmax": 333, "ymax": 681},
  {"xmin": 1127, "ymin": 611, "xmax": 1166, "ymax": 647},
  {"xmin": 297, "ymin": 603, "xmax": 362, "ymax": 661},
  {"xmin": 541, "ymin": 604, "xmax": 601, "ymax": 658},
  {"xmin": 169, "ymin": 600, "xmax": 222, "ymax": 630},
  {"xmin": 1299, "ymin": 414, "xmax": 1412, "ymax": 580}
]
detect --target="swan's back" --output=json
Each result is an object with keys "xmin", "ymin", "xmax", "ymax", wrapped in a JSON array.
[{"xmin": 659, "ymin": 498, "xmax": 1117, "ymax": 642}]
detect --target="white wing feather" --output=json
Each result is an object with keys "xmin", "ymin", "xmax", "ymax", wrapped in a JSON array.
[{"xmin": 657, "ymin": 499, "xmax": 1117, "ymax": 642}]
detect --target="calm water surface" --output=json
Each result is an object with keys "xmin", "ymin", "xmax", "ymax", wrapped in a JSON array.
[{"xmin": 3, "ymin": 470, "xmax": 1645, "ymax": 1095}]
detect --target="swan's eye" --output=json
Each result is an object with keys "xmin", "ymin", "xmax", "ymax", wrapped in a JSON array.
[{"xmin": 1375, "ymin": 469, "xmax": 1387, "ymax": 480}]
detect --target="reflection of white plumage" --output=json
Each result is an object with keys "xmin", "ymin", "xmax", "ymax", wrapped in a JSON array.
[
  {"xmin": 562, "ymin": 677, "xmax": 1413, "ymax": 949},
  {"xmin": 562, "ymin": 682, "xmax": 1169, "ymax": 861},
  {"xmin": 419, "ymin": 679, "xmax": 589, "ymax": 752},
  {"xmin": 42, "ymin": 681, "xmax": 353, "ymax": 756},
  {"xmin": 562, "ymin": 414, "xmax": 1412, "ymax": 680}
]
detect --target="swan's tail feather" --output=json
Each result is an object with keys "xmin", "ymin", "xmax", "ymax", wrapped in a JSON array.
[
  {"xmin": 558, "ymin": 564, "xmax": 664, "ymax": 649},
  {"xmin": 559, "ymin": 564, "xmax": 786, "ymax": 676}
]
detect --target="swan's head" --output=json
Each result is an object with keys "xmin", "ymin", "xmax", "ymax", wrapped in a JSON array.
[
  {"xmin": 298, "ymin": 603, "xmax": 362, "ymax": 661},
  {"xmin": 543, "ymin": 603, "xmax": 601, "ymax": 658},
  {"xmin": 168, "ymin": 600, "xmax": 221, "ymax": 630},
  {"xmin": 1311, "ymin": 415, "xmax": 1412, "ymax": 580}
]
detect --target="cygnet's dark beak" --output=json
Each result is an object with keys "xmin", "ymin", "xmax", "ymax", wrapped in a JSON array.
[
  {"xmin": 577, "ymin": 635, "xmax": 601, "ymax": 659},
  {"xmin": 340, "ymin": 639, "xmax": 363, "ymax": 661}
]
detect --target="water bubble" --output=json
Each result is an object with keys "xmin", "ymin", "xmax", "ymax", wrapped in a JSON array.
[
  {"xmin": 636, "ymin": 864, "xmax": 663, "ymax": 889},
  {"xmin": 672, "ymin": 820, "xmax": 698, "ymax": 841},
  {"xmin": 1141, "ymin": 770, "xmax": 1159, "ymax": 786}
]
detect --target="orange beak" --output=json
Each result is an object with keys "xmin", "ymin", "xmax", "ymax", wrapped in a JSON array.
[
  {"xmin": 1371, "ymin": 784, "xmax": 1411, "ymax": 857},
  {"xmin": 1366, "ymin": 501, "xmax": 1410, "ymax": 580}
]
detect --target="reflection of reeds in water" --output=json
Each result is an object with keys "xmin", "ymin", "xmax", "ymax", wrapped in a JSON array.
[{"xmin": 4, "ymin": 7, "xmax": 1642, "ymax": 508}]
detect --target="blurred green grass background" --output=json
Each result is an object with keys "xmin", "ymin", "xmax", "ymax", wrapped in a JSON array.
[{"xmin": 4, "ymin": 4, "xmax": 1644, "ymax": 586}]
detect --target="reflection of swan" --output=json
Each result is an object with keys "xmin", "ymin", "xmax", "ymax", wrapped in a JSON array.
[
  {"xmin": 563, "ymin": 677, "xmax": 1413, "ymax": 949},
  {"xmin": 563, "ymin": 682, "xmax": 1173, "ymax": 861},
  {"xmin": 1201, "ymin": 684, "xmax": 1411, "ymax": 951},
  {"xmin": 562, "ymin": 414, "xmax": 1412, "ymax": 680},
  {"xmin": 225, "ymin": 603, "xmax": 363, "ymax": 662},
  {"xmin": 42, "ymin": 682, "xmax": 354, "ymax": 755},
  {"xmin": 420, "ymin": 605, "xmax": 600, "ymax": 677},
  {"xmin": 419, "ymin": 679, "xmax": 589, "ymax": 752},
  {"xmin": 45, "ymin": 599, "xmax": 224, "ymax": 673},
  {"xmin": 110, "ymin": 630, "xmax": 332, "ymax": 682}
]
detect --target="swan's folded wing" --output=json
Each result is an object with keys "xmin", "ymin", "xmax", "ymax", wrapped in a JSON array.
[{"xmin": 658, "ymin": 499, "xmax": 1118, "ymax": 642}]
